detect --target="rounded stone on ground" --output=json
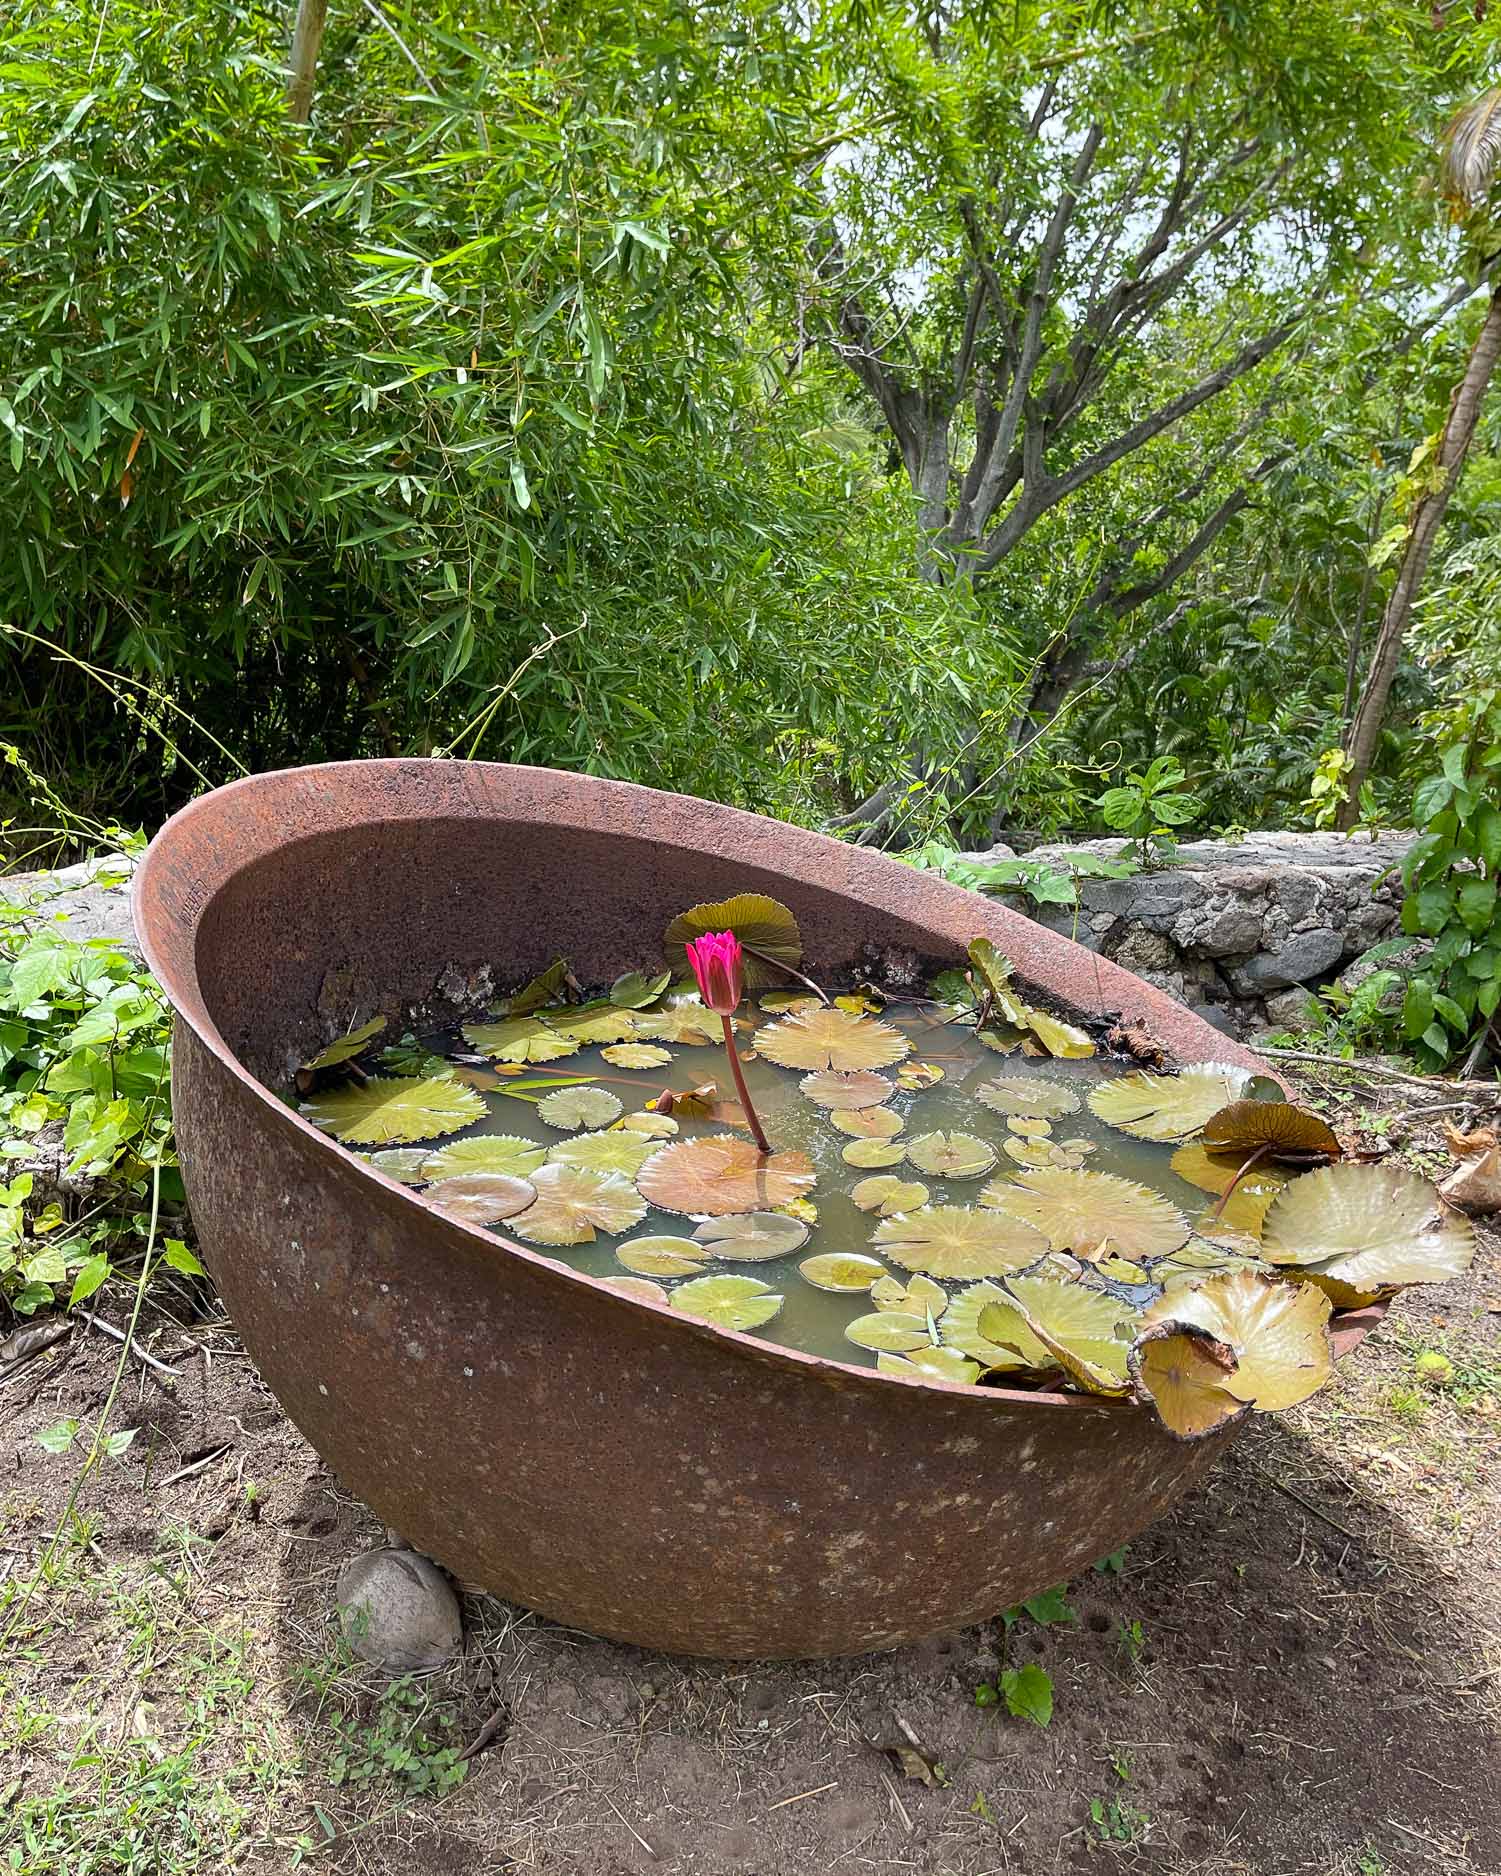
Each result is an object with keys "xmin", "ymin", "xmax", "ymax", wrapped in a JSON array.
[{"xmin": 336, "ymin": 1546, "xmax": 463, "ymax": 1670}]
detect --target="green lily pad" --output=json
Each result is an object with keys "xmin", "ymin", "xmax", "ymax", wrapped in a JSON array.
[
  {"xmin": 421, "ymin": 1133, "xmax": 548, "ymax": 1181},
  {"xmin": 691, "ymin": 1212, "xmax": 810, "ymax": 1261},
  {"xmin": 981, "ymin": 1167, "xmax": 1189, "ymax": 1260},
  {"xmin": 976, "ymin": 1076, "xmax": 1081, "ymax": 1120},
  {"xmin": 664, "ymin": 894, "xmax": 803, "ymax": 989},
  {"xmin": 463, "ymin": 1016, "xmax": 581, "ymax": 1064},
  {"xmin": 872, "ymin": 1272, "xmax": 947, "ymax": 1314},
  {"xmin": 876, "ymin": 1346, "xmax": 983, "ymax": 1385},
  {"xmin": 799, "ymin": 1252, "xmax": 890, "ymax": 1292},
  {"xmin": 302, "ymin": 1016, "xmax": 387, "ymax": 1073},
  {"xmin": 842, "ymin": 1139, "xmax": 906, "ymax": 1168},
  {"xmin": 669, "ymin": 1273, "xmax": 784, "ymax": 1332},
  {"xmin": 1260, "ymin": 1161, "xmax": 1475, "ymax": 1294},
  {"xmin": 610, "ymin": 969, "xmax": 672, "ymax": 1010},
  {"xmin": 850, "ymin": 1175, "xmax": 930, "ymax": 1216},
  {"xmin": 548, "ymin": 1131, "xmax": 661, "ymax": 1177},
  {"xmin": 634, "ymin": 998, "xmax": 722, "ymax": 1045},
  {"xmin": 1087, "ymin": 1065, "xmax": 1251, "ymax": 1142},
  {"xmin": 978, "ymin": 1276, "xmax": 1137, "ymax": 1395},
  {"xmin": 831, "ymin": 1106, "xmax": 905, "ymax": 1140},
  {"xmin": 939, "ymin": 1282, "xmax": 1031, "ymax": 1368},
  {"xmin": 619, "ymin": 1109, "xmax": 679, "ymax": 1138},
  {"xmin": 537, "ymin": 1086, "xmax": 624, "ymax": 1132},
  {"xmin": 546, "ymin": 1006, "xmax": 641, "ymax": 1048},
  {"xmin": 600, "ymin": 1042, "xmax": 674, "ymax": 1069},
  {"xmin": 366, "ymin": 1147, "xmax": 431, "ymax": 1184},
  {"xmin": 510, "ymin": 1164, "xmax": 646, "ymax": 1245},
  {"xmin": 302, "ymin": 1075, "xmax": 485, "ymax": 1147},
  {"xmin": 757, "ymin": 1006, "xmax": 911, "ymax": 1072},
  {"xmin": 844, "ymin": 1310, "xmax": 931, "ymax": 1353},
  {"xmin": 799, "ymin": 1069, "xmax": 895, "ymax": 1110},
  {"xmin": 615, "ymin": 1235, "xmax": 712, "ymax": 1277},
  {"xmin": 873, "ymin": 1205, "xmax": 1047, "ymax": 1279},
  {"xmin": 905, "ymin": 1132, "xmax": 997, "ymax": 1179}
]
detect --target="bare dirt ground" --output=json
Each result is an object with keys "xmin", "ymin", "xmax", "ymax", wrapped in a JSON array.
[{"xmin": 3, "ymin": 1074, "xmax": 1499, "ymax": 1876}]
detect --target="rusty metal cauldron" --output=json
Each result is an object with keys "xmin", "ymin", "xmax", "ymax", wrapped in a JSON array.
[{"xmin": 134, "ymin": 761, "xmax": 1381, "ymax": 1658}]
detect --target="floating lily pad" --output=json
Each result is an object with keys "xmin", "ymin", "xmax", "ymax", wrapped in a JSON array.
[
  {"xmin": 896, "ymin": 1061, "xmax": 944, "ymax": 1091},
  {"xmin": 664, "ymin": 894, "xmax": 802, "ymax": 989},
  {"xmin": 366, "ymin": 1147, "xmax": 430, "ymax": 1184},
  {"xmin": 851, "ymin": 1175, "xmax": 930, "ymax": 1216},
  {"xmin": 845, "ymin": 1310, "xmax": 931, "ymax": 1353},
  {"xmin": 635, "ymin": 999, "xmax": 721, "ymax": 1045},
  {"xmin": 781, "ymin": 1196, "xmax": 819, "ymax": 1227},
  {"xmin": 463, "ymin": 1016, "xmax": 580, "ymax": 1064},
  {"xmin": 873, "ymin": 1206, "xmax": 1047, "ymax": 1279},
  {"xmin": 547, "ymin": 1006, "xmax": 640, "ymax": 1048},
  {"xmin": 799, "ymin": 1068, "xmax": 895, "ymax": 1109},
  {"xmin": 421, "ymin": 1133, "xmax": 547, "ymax": 1180},
  {"xmin": 759, "ymin": 991, "xmax": 819, "ymax": 1014},
  {"xmin": 756, "ymin": 1006, "xmax": 911, "ymax": 1072},
  {"xmin": 877, "ymin": 1346, "xmax": 983, "ymax": 1384},
  {"xmin": 905, "ymin": 1132, "xmax": 997, "ymax": 1180},
  {"xmin": 302, "ymin": 1075, "xmax": 486, "ymax": 1147},
  {"xmin": 1130, "ymin": 1323, "xmax": 1247, "ymax": 1440},
  {"xmin": 510, "ymin": 1164, "xmax": 646, "ymax": 1245},
  {"xmin": 601, "ymin": 1274, "xmax": 670, "ymax": 1304},
  {"xmin": 610, "ymin": 969, "xmax": 672, "ymax": 1010},
  {"xmin": 976, "ymin": 1076, "xmax": 1081, "ymax": 1120},
  {"xmin": 975, "ymin": 1027, "xmax": 1027, "ymax": 1055},
  {"xmin": 979, "ymin": 1276, "xmax": 1136, "ymax": 1395},
  {"xmin": 842, "ymin": 1139, "xmax": 906, "ymax": 1168},
  {"xmin": 938, "ymin": 1282, "xmax": 1031, "ymax": 1367},
  {"xmin": 547, "ymin": 1131, "xmax": 660, "ymax": 1177},
  {"xmin": 1094, "ymin": 1251, "xmax": 1150, "ymax": 1284},
  {"xmin": 1142, "ymin": 1269, "xmax": 1333, "ymax": 1411},
  {"xmin": 1200, "ymin": 1100, "xmax": 1340, "ymax": 1165},
  {"xmin": 981, "ymin": 1167, "xmax": 1188, "ymax": 1260},
  {"xmin": 447, "ymin": 1063, "xmax": 503, "ymax": 1091},
  {"xmin": 669, "ymin": 1273, "xmax": 784, "ymax": 1331},
  {"xmin": 1259, "ymin": 1162, "xmax": 1475, "ymax": 1294},
  {"xmin": 831, "ymin": 1105, "xmax": 905, "ymax": 1140},
  {"xmin": 1169, "ymin": 1142, "xmax": 1291, "ymax": 1235},
  {"xmin": 506, "ymin": 958, "xmax": 570, "ymax": 1017},
  {"xmin": 619, "ymin": 1109, "xmax": 679, "ymax": 1138},
  {"xmin": 1154, "ymin": 1236, "xmax": 1269, "ymax": 1291},
  {"xmin": 1002, "ymin": 1137, "xmax": 1065, "ymax": 1169},
  {"xmin": 615, "ymin": 1235, "xmax": 711, "ymax": 1277},
  {"xmin": 799, "ymin": 1252, "xmax": 890, "ymax": 1292},
  {"xmin": 1022, "ymin": 1010, "xmax": 1096, "ymax": 1059},
  {"xmin": 426, "ymin": 1173, "xmax": 537, "ymax": 1225},
  {"xmin": 692, "ymin": 1211, "xmax": 810, "ymax": 1261},
  {"xmin": 1008, "ymin": 1116, "xmax": 1053, "ymax": 1139},
  {"xmin": 600, "ymin": 1042, "xmax": 674, "ymax": 1069},
  {"xmin": 872, "ymin": 1272, "xmax": 947, "ymax": 1314},
  {"xmin": 302, "ymin": 1016, "xmax": 387, "ymax": 1073},
  {"xmin": 536, "ymin": 1086, "xmax": 623, "ymax": 1132},
  {"xmin": 1087, "ymin": 1065, "xmax": 1251, "ymax": 1142},
  {"xmin": 636, "ymin": 1136, "xmax": 816, "ymax": 1216}
]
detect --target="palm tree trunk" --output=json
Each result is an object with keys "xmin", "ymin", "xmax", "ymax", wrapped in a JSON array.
[{"xmin": 1340, "ymin": 288, "xmax": 1501, "ymax": 822}]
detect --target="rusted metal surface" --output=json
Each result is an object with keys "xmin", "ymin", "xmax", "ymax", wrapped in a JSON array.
[{"xmin": 135, "ymin": 761, "xmax": 1384, "ymax": 1659}]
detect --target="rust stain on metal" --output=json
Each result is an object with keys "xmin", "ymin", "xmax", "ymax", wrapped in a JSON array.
[{"xmin": 134, "ymin": 760, "xmax": 1386, "ymax": 1659}]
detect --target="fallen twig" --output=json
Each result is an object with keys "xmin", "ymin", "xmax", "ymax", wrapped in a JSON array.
[
  {"xmin": 75, "ymin": 1308, "xmax": 182, "ymax": 1380},
  {"xmin": 1255, "ymin": 1046, "xmax": 1501, "ymax": 1097}
]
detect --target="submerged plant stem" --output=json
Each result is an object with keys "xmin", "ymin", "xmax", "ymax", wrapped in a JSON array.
[{"xmin": 720, "ymin": 1013, "xmax": 772, "ymax": 1154}]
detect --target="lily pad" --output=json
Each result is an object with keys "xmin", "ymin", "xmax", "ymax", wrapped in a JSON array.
[
  {"xmin": 669, "ymin": 1273, "xmax": 784, "ymax": 1331},
  {"xmin": 636, "ymin": 1136, "xmax": 816, "ymax": 1216},
  {"xmin": 635, "ymin": 998, "xmax": 722, "ymax": 1045},
  {"xmin": 692, "ymin": 1211, "xmax": 810, "ymax": 1261},
  {"xmin": 601, "ymin": 1274, "xmax": 670, "ymax": 1304},
  {"xmin": 302, "ymin": 1016, "xmax": 387, "ymax": 1073},
  {"xmin": 842, "ymin": 1139, "xmax": 906, "ymax": 1168},
  {"xmin": 851, "ymin": 1175, "xmax": 930, "ymax": 1216},
  {"xmin": 873, "ymin": 1206, "xmax": 1047, "ymax": 1280},
  {"xmin": 799, "ymin": 1252, "xmax": 890, "ymax": 1292},
  {"xmin": 302, "ymin": 1075, "xmax": 486, "ymax": 1147},
  {"xmin": 756, "ymin": 1006, "xmax": 911, "ymax": 1072},
  {"xmin": 760, "ymin": 991, "xmax": 819, "ymax": 1014},
  {"xmin": 1169, "ymin": 1142, "xmax": 1291, "ymax": 1235},
  {"xmin": 876, "ymin": 1347, "xmax": 983, "ymax": 1384},
  {"xmin": 547, "ymin": 1131, "xmax": 661, "ymax": 1177},
  {"xmin": 610, "ymin": 969, "xmax": 672, "ymax": 1010},
  {"xmin": 1142, "ymin": 1269, "xmax": 1333, "ymax": 1411},
  {"xmin": 976, "ymin": 1076, "xmax": 1081, "ymax": 1120},
  {"xmin": 546, "ymin": 1007, "xmax": 641, "ymax": 1048},
  {"xmin": 601, "ymin": 1042, "xmax": 674, "ymax": 1069},
  {"xmin": 981, "ymin": 1167, "xmax": 1189, "ymax": 1260},
  {"xmin": 978, "ymin": 1276, "xmax": 1136, "ymax": 1395},
  {"xmin": 421, "ymin": 1133, "xmax": 547, "ymax": 1180},
  {"xmin": 615, "ymin": 1236, "xmax": 712, "ymax": 1277},
  {"xmin": 1022, "ymin": 1010, "xmax": 1096, "ymax": 1059},
  {"xmin": 1200, "ymin": 1100, "xmax": 1340, "ymax": 1165},
  {"xmin": 938, "ymin": 1282, "xmax": 1031, "ymax": 1367},
  {"xmin": 905, "ymin": 1132, "xmax": 997, "ymax": 1180},
  {"xmin": 1154, "ymin": 1236, "xmax": 1269, "ymax": 1291},
  {"xmin": 510, "ymin": 1164, "xmax": 646, "ymax": 1245},
  {"xmin": 831, "ymin": 1105, "xmax": 905, "ymax": 1140},
  {"xmin": 366, "ymin": 1147, "xmax": 431, "ymax": 1184},
  {"xmin": 872, "ymin": 1272, "xmax": 947, "ymax": 1314},
  {"xmin": 463, "ymin": 1016, "xmax": 581, "ymax": 1065},
  {"xmin": 1002, "ymin": 1137, "xmax": 1066, "ymax": 1169},
  {"xmin": 1130, "ymin": 1323, "xmax": 1247, "ymax": 1440},
  {"xmin": 1259, "ymin": 1162, "xmax": 1475, "ymax": 1293},
  {"xmin": 845, "ymin": 1310, "xmax": 932, "ymax": 1353},
  {"xmin": 537, "ymin": 1086, "xmax": 624, "ymax": 1132},
  {"xmin": 664, "ymin": 894, "xmax": 803, "ymax": 990},
  {"xmin": 1087, "ymin": 1065, "xmax": 1251, "ymax": 1142},
  {"xmin": 425, "ymin": 1173, "xmax": 537, "ymax": 1226},
  {"xmin": 619, "ymin": 1109, "xmax": 679, "ymax": 1138},
  {"xmin": 799, "ymin": 1068, "xmax": 895, "ymax": 1110},
  {"xmin": 1008, "ymin": 1116, "xmax": 1053, "ymax": 1140},
  {"xmin": 896, "ymin": 1061, "xmax": 944, "ymax": 1091}
]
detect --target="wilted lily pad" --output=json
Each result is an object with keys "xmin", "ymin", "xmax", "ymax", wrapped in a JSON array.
[
  {"xmin": 601, "ymin": 1042, "xmax": 674, "ymax": 1069},
  {"xmin": 510, "ymin": 1164, "xmax": 646, "ymax": 1245},
  {"xmin": 615, "ymin": 1236, "xmax": 711, "ymax": 1277},
  {"xmin": 463, "ymin": 1016, "xmax": 580, "ymax": 1064},
  {"xmin": 537, "ymin": 1086, "xmax": 624, "ymax": 1132},
  {"xmin": 831, "ymin": 1105, "xmax": 905, "ymax": 1140},
  {"xmin": 692, "ymin": 1211, "xmax": 810, "ymax": 1261},
  {"xmin": 548, "ymin": 1131, "xmax": 660, "ymax": 1177},
  {"xmin": 302, "ymin": 1075, "xmax": 486, "ymax": 1147},
  {"xmin": 302, "ymin": 1016, "xmax": 387, "ymax": 1073},
  {"xmin": 664, "ymin": 894, "xmax": 802, "ymax": 989},
  {"xmin": 976, "ymin": 1076, "xmax": 1081, "ymax": 1120},
  {"xmin": 799, "ymin": 1068, "xmax": 895, "ymax": 1109},
  {"xmin": 938, "ymin": 1283, "xmax": 1031, "ymax": 1367},
  {"xmin": 1170, "ymin": 1142, "xmax": 1290, "ymax": 1235},
  {"xmin": 799, "ymin": 1252, "xmax": 890, "ymax": 1292},
  {"xmin": 421, "ymin": 1133, "xmax": 547, "ymax": 1180},
  {"xmin": 547, "ymin": 1006, "xmax": 641, "ymax": 1048},
  {"xmin": 636, "ymin": 1136, "xmax": 816, "ymax": 1216},
  {"xmin": 979, "ymin": 1276, "xmax": 1136, "ymax": 1395},
  {"xmin": 1088, "ymin": 1065, "xmax": 1251, "ymax": 1142},
  {"xmin": 873, "ymin": 1206, "xmax": 1047, "ymax": 1279},
  {"xmin": 851, "ymin": 1175, "xmax": 930, "ymax": 1216},
  {"xmin": 757, "ymin": 1006, "xmax": 910, "ymax": 1072},
  {"xmin": 1260, "ymin": 1162, "xmax": 1475, "ymax": 1293},
  {"xmin": 842, "ymin": 1139, "xmax": 906, "ymax": 1168},
  {"xmin": 905, "ymin": 1132, "xmax": 997, "ymax": 1179},
  {"xmin": 1154, "ymin": 1235, "xmax": 1269, "ymax": 1291},
  {"xmin": 845, "ymin": 1311, "xmax": 931, "ymax": 1353},
  {"xmin": 610, "ymin": 969, "xmax": 672, "ymax": 1010},
  {"xmin": 1130, "ymin": 1323, "xmax": 1247, "ymax": 1440},
  {"xmin": 426, "ymin": 1173, "xmax": 537, "ymax": 1226},
  {"xmin": 1022, "ymin": 1010, "xmax": 1096, "ymax": 1059},
  {"xmin": 1200, "ymin": 1100, "xmax": 1340, "ymax": 1165},
  {"xmin": 876, "ymin": 1346, "xmax": 983, "ymax": 1384},
  {"xmin": 1142, "ymin": 1270, "xmax": 1333, "ymax": 1410},
  {"xmin": 669, "ymin": 1273, "xmax": 784, "ymax": 1331},
  {"xmin": 601, "ymin": 1274, "xmax": 670, "ymax": 1304},
  {"xmin": 982, "ymin": 1168, "xmax": 1188, "ymax": 1260},
  {"xmin": 896, "ymin": 1061, "xmax": 944, "ymax": 1091},
  {"xmin": 366, "ymin": 1147, "xmax": 431, "ymax": 1184}
]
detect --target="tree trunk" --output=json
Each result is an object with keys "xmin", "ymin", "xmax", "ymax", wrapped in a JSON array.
[
  {"xmin": 286, "ymin": 0, "xmax": 329, "ymax": 124},
  {"xmin": 1340, "ymin": 288, "xmax": 1501, "ymax": 821}
]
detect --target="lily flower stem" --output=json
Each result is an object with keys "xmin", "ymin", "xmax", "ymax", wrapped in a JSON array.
[
  {"xmin": 741, "ymin": 944, "xmax": 831, "ymax": 1007},
  {"xmin": 720, "ymin": 1013, "xmax": 772, "ymax": 1155},
  {"xmin": 1207, "ymin": 1143, "xmax": 1271, "ymax": 1226}
]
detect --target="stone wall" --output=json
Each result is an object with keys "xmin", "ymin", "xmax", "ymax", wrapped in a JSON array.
[{"xmin": 955, "ymin": 831, "xmax": 1415, "ymax": 1039}]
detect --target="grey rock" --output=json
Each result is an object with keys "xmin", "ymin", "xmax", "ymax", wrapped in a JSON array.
[
  {"xmin": 1191, "ymin": 1003, "xmax": 1241, "ymax": 1038},
  {"xmin": 1110, "ymin": 925, "xmax": 1177, "ymax": 974},
  {"xmin": 336, "ymin": 1547, "xmax": 462, "ymax": 1671},
  {"xmin": 961, "ymin": 841, "xmax": 1018, "ymax": 865},
  {"xmin": 1263, "ymin": 986, "xmax": 1320, "ymax": 1028},
  {"xmin": 1227, "ymin": 927, "xmax": 1345, "ymax": 993},
  {"xmin": 2, "ymin": 853, "xmax": 138, "ymax": 956}
]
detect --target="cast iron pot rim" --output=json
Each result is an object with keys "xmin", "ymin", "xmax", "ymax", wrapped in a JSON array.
[{"xmin": 134, "ymin": 758, "xmax": 1386, "ymax": 1413}]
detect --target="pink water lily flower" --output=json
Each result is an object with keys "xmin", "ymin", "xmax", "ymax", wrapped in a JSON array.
[{"xmin": 684, "ymin": 930, "xmax": 744, "ymax": 1015}]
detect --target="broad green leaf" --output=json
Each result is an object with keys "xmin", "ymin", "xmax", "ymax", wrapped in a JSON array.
[
  {"xmin": 1000, "ymin": 1664, "xmax": 1053, "ymax": 1727},
  {"xmin": 301, "ymin": 1075, "xmax": 485, "ymax": 1146}
]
